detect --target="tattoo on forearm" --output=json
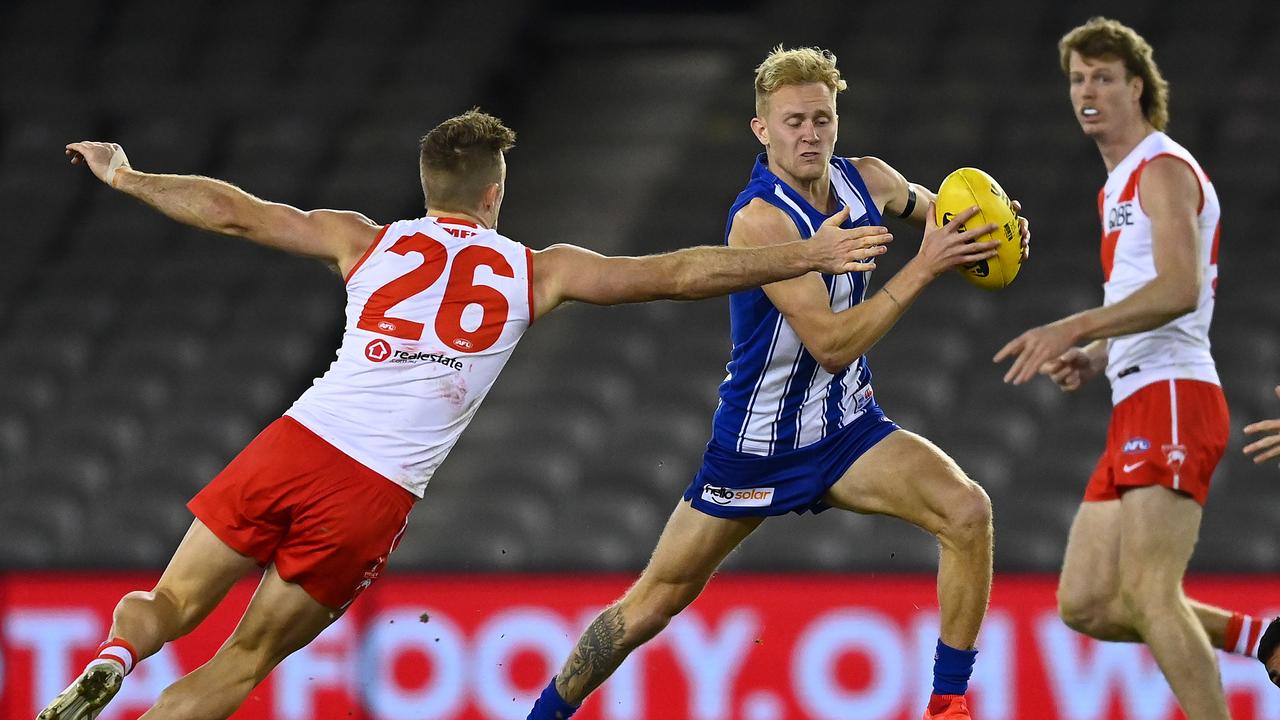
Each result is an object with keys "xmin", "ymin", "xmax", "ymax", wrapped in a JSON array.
[{"xmin": 559, "ymin": 605, "xmax": 627, "ymax": 696}]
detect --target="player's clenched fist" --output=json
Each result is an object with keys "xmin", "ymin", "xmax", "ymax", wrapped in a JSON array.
[
  {"xmin": 65, "ymin": 141, "xmax": 131, "ymax": 187},
  {"xmin": 807, "ymin": 205, "xmax": 893, "ymax": 275}
]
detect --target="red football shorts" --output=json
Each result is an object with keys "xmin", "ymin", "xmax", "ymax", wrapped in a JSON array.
[
  {"xmin": 188, "ymin": 415, "xmax": 416, "ymax": 609},
  {"xmin": 1084, "ymin": 379, "xmax": 1228, "ymax": 506}
]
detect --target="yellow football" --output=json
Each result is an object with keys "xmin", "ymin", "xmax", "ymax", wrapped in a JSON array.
[{"xmin": 934, "ymin": 167, "xmax": 1023, "ymax": 290}]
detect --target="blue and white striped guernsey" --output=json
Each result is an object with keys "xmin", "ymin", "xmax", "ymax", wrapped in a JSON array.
[{"xmin": 711, "ymin": 153, "xmax": 881, "ymax": 456}]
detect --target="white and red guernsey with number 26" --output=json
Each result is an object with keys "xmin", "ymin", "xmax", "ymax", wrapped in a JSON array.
[
  {"xmin": 286, "ymin": 216, "xmax": 533, "ymax": 496},
  {"xmin": 1099, "ymin": 131, "xmax": 1221, "ymax": 405}
]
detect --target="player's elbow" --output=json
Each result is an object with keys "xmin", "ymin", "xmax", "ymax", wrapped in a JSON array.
[
  {"xmin": 812, "ymin": 345, "xmax": 854, "ymax": 375},
  {"xmin": 818, "ymin": 359, "xmax": 850, "ymax": 375},
  {"xmin": 668, "ymin": 267, "xmax": 712, "ymax": 301},
  {"xmin": 668, "ymin": 279, "xmax": 697, "ymax": 301},
  {"xmin": 1170, "ymin": 296, "xmax": 1198, "ymax": 318},
  {"xmin": 801, "ymin": 327, "xmax": 859, "ymax": 375},
  {"xmin": 206, "ymin": 193, "xmax": 250, "ymax": 235},
  {"xmin": 1166, "ymin": 278, "xmax": 1200, "ymax": 317}
]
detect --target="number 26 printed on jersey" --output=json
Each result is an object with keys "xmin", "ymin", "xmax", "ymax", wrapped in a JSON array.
[{"xmin": 356, "ymin": 232, "xmax": 514, "ymax": 353}]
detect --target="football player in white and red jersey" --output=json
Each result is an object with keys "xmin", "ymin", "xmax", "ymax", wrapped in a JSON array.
[
  {"xmin": 995, "ymin": 17, "xmax": 1266, "ymax": 718},
  {"xmin": 43, "ymin": 110, "xmax": 892, "ymax": 720}
]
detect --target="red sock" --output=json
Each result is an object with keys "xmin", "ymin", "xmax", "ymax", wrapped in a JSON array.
[
  {"xmin": 928, "ymin": 693, "xmax": 963, "ymax": 712},
  {"xmin": 1225, "ymin": 613, "xmax": 1267, "ymax": 656},
  {"xmin": 86, "ymin": 639, "xmax": 138, "ymax": 676}
]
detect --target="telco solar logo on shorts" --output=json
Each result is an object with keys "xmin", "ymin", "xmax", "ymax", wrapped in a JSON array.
[{"xmin": 702, "ymin": 485, "xmax": 775, "ymax": 507}]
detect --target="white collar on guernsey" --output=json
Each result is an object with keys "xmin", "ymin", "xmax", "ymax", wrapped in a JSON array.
[
  {"xmin": 1107, "ymin": 131, "xmax": 1164, "ymax": 182},
  {"xmin": 430, "ymin": 215, "xmax": 483, "ymax": 229}
]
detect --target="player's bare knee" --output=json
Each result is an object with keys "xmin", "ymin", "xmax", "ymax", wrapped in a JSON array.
[
  {"xmin": 117, "ymin": 587, "xmax": 201, "ymax": 640},
  {"xmin": 1057, "ymin": 601, "xmax": 1091, "ymax": 634},
  {"xmin": 621, "ymin": 579, "xmax": 701, "ymax": 639},
  {"xmin": 938, "ymin": 481, "xmax": 992, "ymax": 547},
  {"xmin": 612, "ymin": 601, "xmax": 666, "ymax": 647},
  {"xmin": 1057, "ymin": 589, "xmax": 1110, "ymax": 636},
  {"xmin": 622, "ymin": 609, "xmax": 669, "ymax": 646},
  {"xmin": 116, "ymin": 589, "xmax": 154, "ymax": 614}
]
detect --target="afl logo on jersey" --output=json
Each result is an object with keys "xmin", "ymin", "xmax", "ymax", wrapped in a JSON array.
[
  {"xmin": 451, "ymin": 338, "xmax": 474, "ymax": 350},
  {"xmin": 1122, "ymin": 437, "xmax": 1150, "ymax": 454},
  {"xmin": 365, "ymin": 338, "xmax": 392, "ymax": 362}
]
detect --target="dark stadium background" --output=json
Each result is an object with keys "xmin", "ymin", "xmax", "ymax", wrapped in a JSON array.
[{"xmin": 2, "ymin": 0, "xmax": 1278, "ymax": 718}]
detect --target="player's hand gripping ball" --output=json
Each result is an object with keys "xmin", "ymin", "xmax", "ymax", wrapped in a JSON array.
[{"xmin": 935, "ymin": 168, "xmax": 1023, "ymax": 289}]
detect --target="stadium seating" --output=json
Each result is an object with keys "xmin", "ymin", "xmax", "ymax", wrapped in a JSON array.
[{"xmin": 1, "ymin": 0, "xmax": 1277, "ymax": 577}]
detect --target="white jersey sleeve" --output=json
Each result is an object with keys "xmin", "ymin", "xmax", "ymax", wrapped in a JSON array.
[
  {"xmin": 286, "ymin": 216, "xmax": 534, "ymax": 496},
  {"xmin": 1098, "ymin": 131, "xmax": 1221, "ymax": 405}
]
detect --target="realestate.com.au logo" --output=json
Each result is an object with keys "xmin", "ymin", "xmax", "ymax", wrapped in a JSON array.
[
  {"xmin": 364, "ymin": 339, "xmax": 463, "ymax": 371},
  {"xmin": 365, "ymin": 339, "xmax": 393, "ymax": 362}
]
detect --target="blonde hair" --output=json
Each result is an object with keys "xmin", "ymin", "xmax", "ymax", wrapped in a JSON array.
[
  {"xmin": 1059, "ymin": 17, "xmax": 1170, "ymax": 131},
  {"xmin": 754, "ymin": 46, "xmax": 847, "ymax": 117},
  {"xmin": 419, "ymin": 108, "xmax": 516, "ymax": 209}
]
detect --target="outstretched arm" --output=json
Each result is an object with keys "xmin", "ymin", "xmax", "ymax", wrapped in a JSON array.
[
  {"xmin": 66, "ymin": 141, "xmax": 380, "ymax": 277},
  {"xmin": 529, "ymin": 206, "xmax": 891, "ymax": 321}
]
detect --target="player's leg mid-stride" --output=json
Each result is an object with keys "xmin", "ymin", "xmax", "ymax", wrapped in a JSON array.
[{"xmin": 36, "ymin": 519, "xmax": 261, "ymax": 720}]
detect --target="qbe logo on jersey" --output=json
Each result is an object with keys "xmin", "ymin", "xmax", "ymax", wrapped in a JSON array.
[{"xmin": 702, "ymin": 484, "xmax": 775, "ymax": 507}]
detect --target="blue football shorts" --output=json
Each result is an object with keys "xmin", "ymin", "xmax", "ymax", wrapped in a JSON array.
[{"xmin": 683, "ymin": 403, "xmax": 899, "ymax": 518}]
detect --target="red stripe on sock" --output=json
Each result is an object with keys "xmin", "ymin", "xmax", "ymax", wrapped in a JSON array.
[
  {"xmin": 1247, "ymin": 620, "xmax": 1266, "ymax": 656},
  {"xmin": 1225, "ymin": 612, "xmax": 1245, "ymax": 653},
  {"xmin": 96, "ymin": 639, "xmax": 139, "ymax": 674}
]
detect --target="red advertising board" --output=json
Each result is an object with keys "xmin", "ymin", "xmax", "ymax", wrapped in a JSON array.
[{"xmin": 2, "ymin": 573, "xmax": 1277, "ymax": 719}]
